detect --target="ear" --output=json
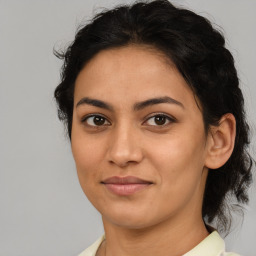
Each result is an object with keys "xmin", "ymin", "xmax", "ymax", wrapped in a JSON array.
[{"xmin": 205, "ymin": 113, "xmax": 236, "ymax": 169}]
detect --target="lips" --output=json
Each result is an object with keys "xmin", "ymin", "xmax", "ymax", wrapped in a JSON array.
[{"xmin": 101, "ymin": 176, "xmax": 153, "ymax": 196}]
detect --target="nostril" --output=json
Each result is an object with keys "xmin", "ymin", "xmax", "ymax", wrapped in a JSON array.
[
  {"xmin": 107, "ymin": 132, "xmax": 144, "ymax": 166},
  {"xmin": 108, "ymin": 158, "xmax": 130, "ymax": 167}
]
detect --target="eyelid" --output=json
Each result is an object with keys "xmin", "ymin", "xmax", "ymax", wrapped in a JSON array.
[
  {"xmin": 143, "ymin": 112, "xmax": 176, "ymax": 126},
  {"xmin": 81, "ymin": 114, "xmax": 111, "ymax": 126}
]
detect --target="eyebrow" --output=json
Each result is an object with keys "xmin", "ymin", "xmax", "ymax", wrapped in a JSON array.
[
  {"xmin": 134, "ymin": 96, "xmax": 184, "ymax": 111},
  {"xmin": 76, "ymin": 97, "xmax": 114, "ymax": 111},
  {"xmin": 76, "ymin": 96, "xmax": 184, "ymax": 111}
]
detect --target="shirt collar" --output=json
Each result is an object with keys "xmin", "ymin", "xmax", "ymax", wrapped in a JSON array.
[
  {"xmin": 183, "ymin": 231, "xmax": 225, "ymax": 256},
  {"xmin": 79, "ymin": 231, "xmax": 225, "ymax": 256}
]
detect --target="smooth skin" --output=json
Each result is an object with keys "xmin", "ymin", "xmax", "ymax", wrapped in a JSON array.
[{"xmin": 71, "ymin": 46, "xmax": 236, "ymax": 256}]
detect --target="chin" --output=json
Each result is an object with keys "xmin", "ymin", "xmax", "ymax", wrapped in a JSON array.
[
  {"xmin": 102, "ymin": 208, "xmax": 161, "ymax": 230},
  {"xmin": 108, "ymin": 217, "xmax": 152, "ymax": 230}
]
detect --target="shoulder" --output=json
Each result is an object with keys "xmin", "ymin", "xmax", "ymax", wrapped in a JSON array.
[{"xmin": 78, "ymin": 235, "xmax": 105, "ymax": 256}]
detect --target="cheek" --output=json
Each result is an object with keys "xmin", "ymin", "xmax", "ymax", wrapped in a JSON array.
[
  {"xmin": 148, "ymin": 128, "xmax": 206, "ymax": 189},
  {"xmin": 72, "ymin": 141, "xmax": 101, "ymax": 169},
  {"xmin": 71, "ymin": 132, "xmax": 106, "ymax": 192},
  {"xmin": 145, "ymin": 133, "xmax": 207, "ymax": 217},
  {"xmin": 150, "ymin": 131, "xmax": 205, "ymax": 166}
]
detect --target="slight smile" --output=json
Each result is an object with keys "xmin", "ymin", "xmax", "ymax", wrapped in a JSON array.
[{"xmin": 101, "ymin": 176, "xmax": 153, "ymax": 196}]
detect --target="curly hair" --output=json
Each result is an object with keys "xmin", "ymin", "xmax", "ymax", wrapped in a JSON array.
[{"xmin": 54, "ymin": 0, "xmax": 254, "ymax": 233}]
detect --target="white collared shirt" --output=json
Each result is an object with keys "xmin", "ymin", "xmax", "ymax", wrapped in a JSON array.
[{"xmin": 78, "ymin": 231, "xmax": 240, "ymax": 256}]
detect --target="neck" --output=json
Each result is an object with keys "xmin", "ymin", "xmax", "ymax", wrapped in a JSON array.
[{"xmin": 99, "ymin": 214, "xmax": 209, "ymax": 256}]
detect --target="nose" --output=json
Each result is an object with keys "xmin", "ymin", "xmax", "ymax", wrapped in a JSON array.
[{"xmin": 107, "ymin": 123, "xmax": 144, "ymax": 167}]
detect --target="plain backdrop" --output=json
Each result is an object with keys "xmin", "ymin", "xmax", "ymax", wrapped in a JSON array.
[{"xmin": 0, "ymin": 0, "xmax": 255, "ymax": 255}]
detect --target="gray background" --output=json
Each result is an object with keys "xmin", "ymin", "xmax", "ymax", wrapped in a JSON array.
[{"xmin": 0, "ymin": 0, "xmax": 255, "ymax": 255}]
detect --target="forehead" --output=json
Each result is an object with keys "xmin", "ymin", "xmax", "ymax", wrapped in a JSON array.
[{"xmin": 74, "ymin": 45, "xmax": 196, "ymax": 110}]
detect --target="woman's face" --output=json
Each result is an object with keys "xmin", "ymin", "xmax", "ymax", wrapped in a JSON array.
[{"xmin": 71, "ymin": 46, "xmax": 210, "ymax": 229}]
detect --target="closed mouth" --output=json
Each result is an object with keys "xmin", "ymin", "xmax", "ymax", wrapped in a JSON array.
[
  {"xmin": 102, "ymin": 176, "xmax": 153, "ymax": 185},
  {"xmin": 101, "ymin": 176, "xmax": 153, "ymax": 196}
]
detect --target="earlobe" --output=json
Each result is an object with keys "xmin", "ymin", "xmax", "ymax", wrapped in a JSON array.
[{"xmin": 205, "ymin": 113, "xmax": 236, "ymax": 169}]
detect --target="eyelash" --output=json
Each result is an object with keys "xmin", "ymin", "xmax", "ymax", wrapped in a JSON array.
[
  {"xmin": 81, "ymin": 113, "xmax": 176, "ymax": 129},
  {"xmin": 145, "ymin": 114, "xmax": 175, "ymax": 127},
  {"xmin": 81, "ymin": 114, "xmax": 111, "ymax": 127}
]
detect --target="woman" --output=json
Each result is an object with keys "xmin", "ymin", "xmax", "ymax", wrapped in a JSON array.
[{"xmin": 54, "ymin": 0, "xmax": 254, "ymax": 255}]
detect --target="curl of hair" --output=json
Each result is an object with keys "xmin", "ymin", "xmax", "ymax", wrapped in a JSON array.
[{"xmin": 54, "ymin": 0, "xmax": 254, "ymax": 233}]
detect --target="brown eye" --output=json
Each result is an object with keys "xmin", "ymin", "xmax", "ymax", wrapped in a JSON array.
[
  {"xmin": 83, "ymin": 115, "xmax": 110, "ymax": 126},
  {"xmin": 93, "ymin": 116, "xmax": 105, "ymax": 125},
  {"xmin": 145, "ymin": 114, "xmax": 174, "ymax": 126},
  {"xmin": 154, "ymin": 115, "xmax": 167, "ymax": 125}
]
